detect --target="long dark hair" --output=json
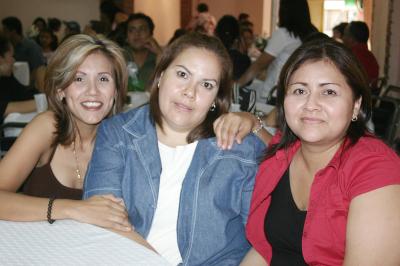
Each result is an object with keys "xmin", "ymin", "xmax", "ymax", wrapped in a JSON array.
[
  {"xmin": 278, "ymin": 0, "xmax": 317, "ymax": 41},
  {"xmin": 149, "ymin": 32, "xmax": 232, "ymax": 143},
  {"xmin": 266, "ymin": 38, "xmax": 372, "ymax": 158}
]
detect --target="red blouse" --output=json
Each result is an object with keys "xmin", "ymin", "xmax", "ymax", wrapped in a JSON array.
[{"xmin": 246, "ymin": 135, "xmax": 400, "ymax": 265}]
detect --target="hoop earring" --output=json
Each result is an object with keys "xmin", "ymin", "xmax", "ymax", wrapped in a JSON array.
[
  {"xmin": 210, "ymin": 102, "xmax": 216, "ymax": 112},
  {"xmin": 351, "ymin": 115, "xmax": 358, "ymax": 122}
]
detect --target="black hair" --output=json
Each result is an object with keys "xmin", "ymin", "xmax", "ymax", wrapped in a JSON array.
[
  {"xmin": 48, "ymin": 18, "xmax": 62, "ymax": 32},
  {"xmin": 278, "ymin": 0, "xmax": 317, "ymax": 41},
  {"xmin": 126, "ymin": 13, "xmax": 155, "ymax": 35},
  {"xmin": 2, "ymin": 16, "xmax": 23, "ymax": 36},
  {"xmin": 348, "ymin": 21, "xmax": 369, "ymax": 43},
  {"xmin": 197, "ymin": 3, "xmax": 209, "ymax": 13},
  {"xmin": 100, "ymin": 0, "xmax": 121, "ymax": 23},
  {"xmin": 168, "ymin": 28, "xmax": 187, "ymax": 45},
  {"xmin": 38, "ymin": 27, "xmax": 58, "ymax": 51},
  {"xmin": 266, "ymin": 38, "xmax": 372, "ymax": 158},
  {"xmin": 0, "ymin": 34, "xmax": 12, "ymax": 57},
  {"xmin": 238, "ymin": 13, "xmax": 249, "ymax": 21},
  {"xmin": 33, "ymin": 17, "xmax": 47, "ymax": 28},
  {"xmin": 333, "ymin": 22, "xmax": 348, "ymax": 36},
  {"xmin": 215, "ymin": 15, "xmax": 240, "ymax": 49}
]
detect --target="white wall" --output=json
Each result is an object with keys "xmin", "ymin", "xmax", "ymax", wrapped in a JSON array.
[
  {"xmin": 0, "ymin": 0, "xmax": 100, "ymax": 37},
  {"xmin": 134, "ymin": 0, "xmax": 180, "ymax": 46}
]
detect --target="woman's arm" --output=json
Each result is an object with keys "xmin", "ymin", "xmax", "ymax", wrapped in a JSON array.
[
  {"xmin": 213, "ymin": 112, "xmax": 272, "ymax": 149},
  {"xmin": 240, "ymin": 248, "xmax": 268, "ymax": 266},
  {"xmin": 237, "ymin": 52, "xmax": 275, "ymax": 87},
  {"xmin": 3, "ymin": 99, "xmax": 36, "ymax": 117},
  {"xmin": 0, "ymin": 191, "xmax": 131, "ymax": 231},
  {"xmin": 0, "ymin": 112, "xmax": 54, "ymax": 192},
  {"xmin": 0, "ymin": 113, "xmax": 131, "ymax": 231},
  {"xmin": 343, "ymin": 185, "xmax": 400, "ymax": 265}
]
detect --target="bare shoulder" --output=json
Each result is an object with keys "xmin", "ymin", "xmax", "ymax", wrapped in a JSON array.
[
  {"xmin": 12, "ymin": 111, "xmax": 57, "ymax": 157},
  {"xmin": 0, "ymin": 111, "xmax": 58, "ymax": 188},
  {"xmin": 19, "ymin": 111, "xmax": 56, "ymax": 139}
]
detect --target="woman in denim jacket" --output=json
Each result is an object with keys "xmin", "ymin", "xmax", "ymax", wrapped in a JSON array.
[{"xmin": 84, "ymin": 33, "xmax": 270, "ymax": 265}]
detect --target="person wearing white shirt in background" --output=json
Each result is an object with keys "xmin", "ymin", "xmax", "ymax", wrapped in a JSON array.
[{"xmin": 237, "ymin": 0, "xmax": 317, "ymax": 102}]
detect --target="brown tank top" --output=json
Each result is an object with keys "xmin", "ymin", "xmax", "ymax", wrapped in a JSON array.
[{"xmin": 22, "ymin": 147, "xmax": 83, "ymax": 200}]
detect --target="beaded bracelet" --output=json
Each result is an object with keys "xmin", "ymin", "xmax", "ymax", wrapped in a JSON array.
[
  {"xmin": 47, "ymin": 197, "xmax": 56, "ymax": 224},
  {"xmin": 252, "ymin": 115, "xmax": 265, "ymax": 135}
]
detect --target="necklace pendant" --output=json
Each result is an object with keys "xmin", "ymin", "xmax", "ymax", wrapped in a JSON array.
[{"xmin": 76, "ymin": 169, "xmax": 81, "ymax": 179}]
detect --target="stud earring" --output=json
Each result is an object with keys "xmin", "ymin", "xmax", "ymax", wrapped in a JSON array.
[
  {"xmin": 351, "ymin": 114, "xmax": 358, "ymax": 122},
  {"xmin": 210, "ymin": 102, "xmax": 216, "ymax": 112}
]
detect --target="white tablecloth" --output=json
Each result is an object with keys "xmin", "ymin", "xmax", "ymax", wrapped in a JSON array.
[{"xmin": 0, "ymin": 220, "xmax": 171, "ymax": 266}]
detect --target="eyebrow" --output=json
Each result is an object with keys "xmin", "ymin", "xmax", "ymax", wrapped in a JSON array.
[
  {"xmin": 75, "ymin": 71, "xmax": 112, "ymax": 75},
  {"xmin": 175, "ymin": 64, "xmax": 219, "ymax": 84},
  {"xmin": 288, "ymin": 82, "xmax": 341, "ymax": 86}
]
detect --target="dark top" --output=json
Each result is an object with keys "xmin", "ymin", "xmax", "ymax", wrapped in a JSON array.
[
  {"xmin": 0, "ymin": 76, "xmax": 36, "ymax": 123},
  {"xmin": 123, "ymin": 46, "xmax": 157, "ymax": 91},
  {"xmin": 264, "ymin": 169, "xmax": 307, "ymax": 265},
  {"xmin": 14, "ymin": 38, "xmax": 46, "ymax": 71},
  {"xmin": 22, "ymin": 147, "xmax": 82, "ymax": 200},
  {"xmin": 229, "ymin": 49, "xmax": 251, "ymax": 80}
]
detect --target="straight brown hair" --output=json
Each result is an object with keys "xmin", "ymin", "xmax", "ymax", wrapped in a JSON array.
[{"xmin": 148, "ymin": 32, "xmax": 233, "ymax": 143}]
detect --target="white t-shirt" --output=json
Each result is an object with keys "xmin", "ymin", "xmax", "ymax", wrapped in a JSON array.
[
  {"xmin": 146, "ymin": 141, "xmax": 198, "ymax": 265},
  {"xmin": 261, "ymin": 27, "xmax": 301, "ymax": 99}
]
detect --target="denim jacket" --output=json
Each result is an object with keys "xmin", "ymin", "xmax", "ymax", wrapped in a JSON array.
[{"xmin": 84, "ymin": 105, "xmax": 265, "ymax": 266}]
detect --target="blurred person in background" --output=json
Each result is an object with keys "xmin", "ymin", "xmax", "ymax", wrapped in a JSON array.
[
  {"xmin": 342, "ymin": 21, "xmax": 379, "ymax": 92},
  {"xmin": 186, "ymin": 3, "xmax": 216, "ymax": 36},
  {"xmin": 1, "ymin": 16, "xmax": 46, "ymax": 87},
  {"xmin": 237, "ymin": 0, "xmax": 317, "ymax": 103},
  {"xmin": 0, "ymin": 34, "xmax": 37, "ymax": 123},
  {"xmin": 332, "ymin": 22, "xmax": 348, "ymax": 43},
  {"xmin": 37, "ymin": 28, "xmax": 58, "ymax": 64},
  {"xmin": 123, "ymin": 13, "xmax": 162, "ymax": 91}
]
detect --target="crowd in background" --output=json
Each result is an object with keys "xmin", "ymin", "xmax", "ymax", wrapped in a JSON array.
[{"xmin": 1, "ymin": 1, "xmax": 399, "ymax": 266}]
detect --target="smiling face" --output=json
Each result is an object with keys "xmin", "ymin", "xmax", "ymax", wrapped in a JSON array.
[
  {"xmin": 58, "ymin": 52, "xmax": 116, "ymax": 126},
  {"xmin": 284, "ymin": 59, "xmax": 361, "ymax": 147},
  {"xmin": 157, "ymin": 47, "xmax": 221, "ymax": 135}
]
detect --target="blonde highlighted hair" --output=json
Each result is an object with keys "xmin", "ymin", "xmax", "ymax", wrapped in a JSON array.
[{"xmin": 44, "ymin": 34, "xmax": 127, "ymax": 145}]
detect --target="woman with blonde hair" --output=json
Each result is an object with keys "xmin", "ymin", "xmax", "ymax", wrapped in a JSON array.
[{"xmin": 0, "ymin": 34, "xmax": 131, "ymax": 232}]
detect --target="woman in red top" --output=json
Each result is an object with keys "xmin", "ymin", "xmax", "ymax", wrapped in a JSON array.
[{"xmin": 241, "ymin": 39, "xmax": 400, "ymax": 265}]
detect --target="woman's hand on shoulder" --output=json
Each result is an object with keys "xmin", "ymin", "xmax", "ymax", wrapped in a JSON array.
[
  {"xmin": 214, "ymin": 112, "xmax": 258, "ymax": 150},
  {"xmin": 63, "ymin": 194, "xmax": 132, "ymax": 232}
]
